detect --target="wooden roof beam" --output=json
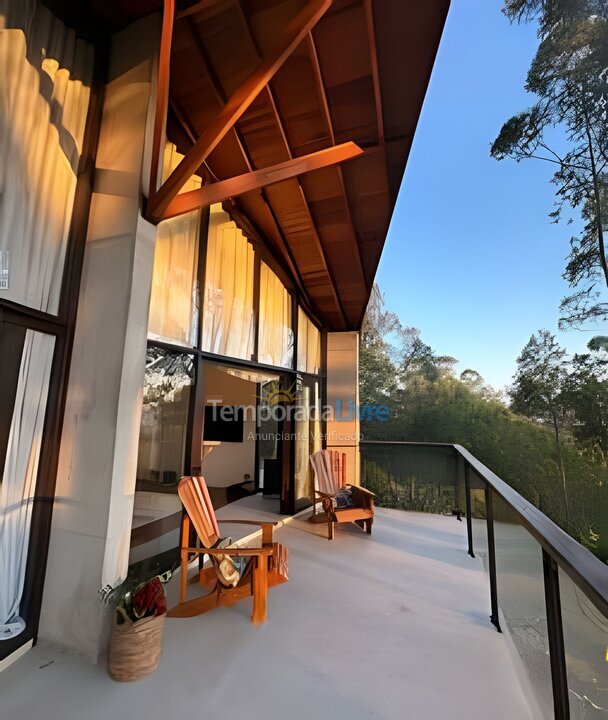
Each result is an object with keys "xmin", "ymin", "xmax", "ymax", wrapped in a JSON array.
[
  {"xmin": 364, "ymin": 0, "xmax": 384, "ymax": 145},
  {"xmin": 160, "ymin": 142, "xmax": 363, "ymax": 219},
  {"xmin": 306, "ymin": 31, "xmax": 368, "ymax": 295},
  {"xmin": 264, "ymin": 85, "xmax": 349, "ymax": 330},
  {"xmin": 149, "ymin": 0, "xmax": 175, "ymax": 197},
  {"xmin": 146, "ymin": 0, "xmax": 332, "ymax": 223},
  {"xmin": 179, "ymin": 15, "xmax": 323, "ymax": 320}
]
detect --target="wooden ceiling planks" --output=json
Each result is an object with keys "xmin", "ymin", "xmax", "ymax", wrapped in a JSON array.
[{"xmin": 47, "ymin": 0, "xmax": 449, "ymax": 330}]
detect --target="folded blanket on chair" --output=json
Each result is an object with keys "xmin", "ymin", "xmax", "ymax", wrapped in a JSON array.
[{"xmin": 335, "ymin": 487, "xmax": 354, "ymax": 509}]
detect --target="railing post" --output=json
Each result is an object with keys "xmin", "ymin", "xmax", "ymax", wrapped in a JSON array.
[
  {"xmin": 484, "ymin": 484, "xmax": 501, "ymax": 632},
  {"xmin": 464, "ymin": 462, "xmax": 475, "ymax": 558},
  {"xmin": 542, "ymin": 550, "xmax": 570, "ymax": 720}
]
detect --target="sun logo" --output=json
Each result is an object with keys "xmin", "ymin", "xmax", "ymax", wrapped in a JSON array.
[{"xmin": 258, "ymin": 382, "xmax": 297, "ymax": 406}]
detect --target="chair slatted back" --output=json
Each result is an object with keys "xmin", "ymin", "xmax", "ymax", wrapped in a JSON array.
[
  {"xmin": 178, "ymin": 476, "xmax": 220, "ymax": 548},
  {"xmin": 310, "ymin": 450, "xmax": 346, "ymax": 495}
]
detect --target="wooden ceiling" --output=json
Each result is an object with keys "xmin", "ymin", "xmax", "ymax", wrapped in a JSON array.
[{"xmin": 44, "ymin": 0, "xmax": 450, "ymax": 330}]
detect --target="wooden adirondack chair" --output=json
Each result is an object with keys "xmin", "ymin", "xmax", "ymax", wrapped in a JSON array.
[
  {"xmin": 168, "ymin": 475, "xmax": 288, "ymax": 624},
  {"xmin": 309, "ymin": 450, "xmax": 375, "ymax": 540}
]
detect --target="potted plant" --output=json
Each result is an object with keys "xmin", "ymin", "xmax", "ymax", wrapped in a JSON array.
[{"xmin": 100, "ymin": 569, "xmax": 171, "ymax": 682}]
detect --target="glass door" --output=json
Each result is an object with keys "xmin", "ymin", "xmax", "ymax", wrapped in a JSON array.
[{"xmin": 293, "ymin": 377, "xmax": 322, "ymax": 512}]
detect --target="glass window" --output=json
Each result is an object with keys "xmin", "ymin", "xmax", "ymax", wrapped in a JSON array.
[
  {"xmin": 0, "ymin": 10, "xmax": 93, "ymax": 314},
  {"xmin": 136, "ymin": 346, "xmax": 195, "ymax": 492},
  {"xmin": 258, "ymin": 262, "xmax": 294, "ymax": 368},
  {"xmin": 148, "ymin": 144, "xmax": 201, "ymax": 346},
  {"xmin": 297, "ymin": 308, "xmax": 321, "ymax": 375},
  {"xmin": 0, "ymin": 329, "xmax": 55, "ymax": 640},
  {"xmin": 201, "ymin": 204, "xmax": 255, "ymax": 359}
]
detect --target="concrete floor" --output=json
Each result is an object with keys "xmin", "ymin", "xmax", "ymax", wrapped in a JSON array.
[{"xmin": 1, "ymin": 508, "xmax": 535, "ymax": 720}]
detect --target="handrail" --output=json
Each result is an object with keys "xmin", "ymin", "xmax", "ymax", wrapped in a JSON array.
[{"xmin": 360, "ymin": 440, "xmax": 608, "ymax": 618}]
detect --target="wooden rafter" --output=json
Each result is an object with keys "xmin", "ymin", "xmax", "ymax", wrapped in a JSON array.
[
  {"xmin": 364, "ymin": 0, "xmax": 384, "ymax": 145},
  {"xmin": 178, "ymin": 14, "xmax": 319, "ymax": 314},
  {"xmin": 149, "ymin": 0, "xmax": 175, "ymax": 197},
  {"xmin": 160, "ymin": 142, "xmax": 363, "ymax": 219},
  {"xmin": 264, "ymin": 85, "xmax": 349, "ymax": 330},
  {"xmin": 176, "ymin": 0, "xmax": 232, "ymax": 21},
  {"xmin": 146, "ymin": 0, "xmax": 332, "ymax": 223},
  {"xmin": 306, "ymin": 31, "xmax": 368, "ymax": 294}
]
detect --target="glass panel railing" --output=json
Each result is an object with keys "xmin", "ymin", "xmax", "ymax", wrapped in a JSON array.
[
  {"xmin": 361, "ymin": 443, "xmax": 458, "ymax": 514},
  {"xmin": 559, "ymin": 568, "xmax": 608, "ymax": 718},
  {"xmin": 492, "ymin": 490, "xmax": 554, "ymax": 719},
  {"xmin": 360, "ymin": 440, "xmax": 608, "ymax": 720},
  {"xmin": 470, "ymin": 484, "xmax": 488, "ymax": 565}
]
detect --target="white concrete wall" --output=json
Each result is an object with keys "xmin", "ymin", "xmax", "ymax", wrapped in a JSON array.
[
  {"xmin": 39, "ymin": 14, "xmax": 160, "ymax": 663},
  {"xmin": 201, "ymin": 365, "xmax": 257, "ymax": 488},
  {"xmin": 326, "ymin": 332, "xmax": 360, "ymax": 485}
]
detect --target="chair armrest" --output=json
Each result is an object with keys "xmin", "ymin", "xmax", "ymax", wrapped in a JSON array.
[
  {"xmin": 184, "ymin": 546, "xmax": 273, "ymax": 557},
  {"xmin": 217, "ymin": 520, "xmax": 277, "ymax": 545},
  {"xmin": 218, "ymin": 520, "xmax": 278, "ymax": 528},
  {"xmin": 315, "ymin": 490, "xmax": 336, "ymax": 499},
  {"xmin": 348, "ymin": 485, "xmax": 375, "ymax": 497},
  {"xmin": 350, "ymin": 485, "xmax": 375, "ymax": 509}
]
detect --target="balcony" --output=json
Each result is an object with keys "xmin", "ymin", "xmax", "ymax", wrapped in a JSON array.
[{"xmin": 2, "ymin": 443, "xmax": 607, "ymax": 720}]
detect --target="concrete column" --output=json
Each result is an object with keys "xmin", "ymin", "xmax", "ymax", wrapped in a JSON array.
[
  {"xmin": 326, "ymin": 331, "xmax": 360, "ymax": 485},
  {"xmin": 39, "ymin": 15, "xmax": 160, "ymax": 662}
]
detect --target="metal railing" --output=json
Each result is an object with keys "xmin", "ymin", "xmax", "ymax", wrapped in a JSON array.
[{"xmin": 361, "ymin": 441, "xmax": 608, "ymax": 720}]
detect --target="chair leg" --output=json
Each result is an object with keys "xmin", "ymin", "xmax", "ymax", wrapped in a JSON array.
[
  {"xmin": 366, "ymin": 519, "xmax": 373, "ymax": 535},
  {"xmin": 180, "ymin": 549, "xmax": 188, "ymax": 603},
  {"xmin": 327, "ymin": 518, "xmax": 334, "ymax": 540},
  {"xmin": 252, "ymin": 555, "xmax": 268, "ymax": 624}
]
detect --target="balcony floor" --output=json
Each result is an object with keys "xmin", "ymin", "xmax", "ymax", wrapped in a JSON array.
[{"xmin": 1, "ymin": 508, "xmax": 533, "ymax": 720}]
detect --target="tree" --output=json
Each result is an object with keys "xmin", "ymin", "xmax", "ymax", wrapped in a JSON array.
[
  {"xmin": 492, "ymin": 0, "xmax": 608, "ymax": 328},
  {"xmin": 562, "ymin": 336, "xmax": 608, "ymax": 463},
  {"xmin": 510, "ymin": 330, "xmax": 570, "ymax": 516},
  {"xmin": 359, "ymin": 286, "xmax": 399, "ymax": 408}
]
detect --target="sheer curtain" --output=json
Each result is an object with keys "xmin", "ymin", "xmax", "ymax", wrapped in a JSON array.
[
  {"xmin": 0, "ymin": 1, "xmax": 93, "ymax": 314},
  {"xmin": 148, "ymin": 144, "xmax": 201, "ymax": 346},
  {"xmin": 258, "ymin": 262, "xmax": 294, "ymax": 368},
  {"xmin": 297, "ymin": 308, "xmax": 321, "ymax": 374},
  {"xmin": 0, "ymin": 330, "xmax": 55, "ymax": 639},
  {"xmin": 201, "ymin": 204, "xmax": 255, "ymax": 359}
]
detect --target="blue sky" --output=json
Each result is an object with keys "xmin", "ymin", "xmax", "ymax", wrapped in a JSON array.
[{"xmin": 378, "ymin": 0, "xmax": 600, "ymax": 391}]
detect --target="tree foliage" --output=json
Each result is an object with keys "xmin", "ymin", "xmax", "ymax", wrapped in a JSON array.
[
  {"xmin": 492, "ymin": 0, "xmax": 608, "ymax": 328},
  {"xmin": 359, "ymin": 290, "xmax": 608, "ymax": 559}
]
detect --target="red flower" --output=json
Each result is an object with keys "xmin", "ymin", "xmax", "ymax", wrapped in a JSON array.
[{"xmin": 132, "ymin": 577, "xmax": 167, "ymax": 618}]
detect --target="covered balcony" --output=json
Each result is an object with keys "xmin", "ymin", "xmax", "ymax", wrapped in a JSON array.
[{"xmin": 2, "ymin": 442, "xmax": 607, "ymax": 720}]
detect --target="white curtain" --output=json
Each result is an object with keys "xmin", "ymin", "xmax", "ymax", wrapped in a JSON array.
[
  {"xmin": 297, "ymin": 308, "xmax": 321, "ymax": 374},
  {"xmin": 0, "ymin": 1, "xmax": 93, "ymax": 314},
  {"xmin": 201, "ymin": 204, "xmax": 255, "ymax": 359},
  {"xmin": 259, "ymin": 262, "xmax": 294, "ymax": 368},
  {"xmin": 0, "ymin": 330, "xmax": 55, "ymax": 639},
  {"xmin": 149, "ymin": 144, "xmax": 201, "ymax": 346}
]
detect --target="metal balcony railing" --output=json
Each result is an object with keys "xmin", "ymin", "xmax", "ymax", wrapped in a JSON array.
[{"xmin": 361, "ymin": 441, "xmax": 608, "ymax": 720}]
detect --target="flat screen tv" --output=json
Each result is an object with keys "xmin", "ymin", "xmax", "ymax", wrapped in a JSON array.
[{"xmin": 203, "ymin": 405, "xmax": 244, "ymax": 443}]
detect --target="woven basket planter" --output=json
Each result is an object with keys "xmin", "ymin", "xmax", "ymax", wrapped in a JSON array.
[{"xmin": 107, "ymin": 612, "xmax": 166, "ymax": 682}]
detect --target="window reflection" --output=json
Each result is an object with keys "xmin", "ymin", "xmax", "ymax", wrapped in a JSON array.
[{"xmin": 136, "ymin": 347, "xmax": 194, "ymax": 493}]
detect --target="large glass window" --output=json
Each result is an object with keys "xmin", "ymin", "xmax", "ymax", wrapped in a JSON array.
[
  {"xmin": 0, "ymin": 329, "xmax": 55, "ymax": 641},
  {"xmin": 297, "ymin": 308, "xmax": 321, "ymax": 375},
  {"xmin": 148, "ymin": 144, "xmax": 201, "ymax": 346},
  {"xmin": 258, "ymin": 262, "xmax": 294, "ymax": 368},
  {"xmin": 0, "ymin": 5, "xmax": 93, "ymax": 315},
  {"xmin": 201, "ymin": 204, "xmax": 255, "ymax": 359},
  {"xmin": 136, "ymin": 346, "xmax": 195, "ymax": 493}
]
